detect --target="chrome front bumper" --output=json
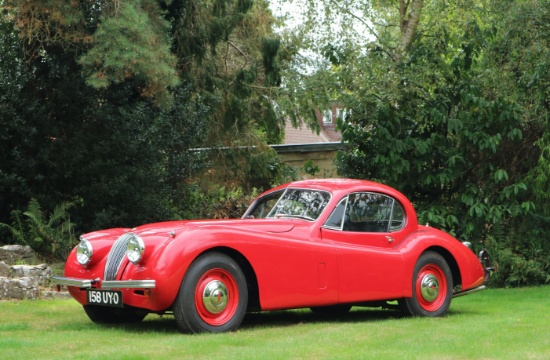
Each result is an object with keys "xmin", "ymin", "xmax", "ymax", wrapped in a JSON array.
[{"xmin": 51, "ymin": 276, "xmax": 156, "ymax": 289}]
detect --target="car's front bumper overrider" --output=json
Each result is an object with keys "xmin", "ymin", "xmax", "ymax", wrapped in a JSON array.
[
  {"xmin": 478, "ymin": 249, "xmax": 495, "ymax": 282},
  {"xmin": 51, "ymin": 276, "xmax": 156, "ymax": 289}
]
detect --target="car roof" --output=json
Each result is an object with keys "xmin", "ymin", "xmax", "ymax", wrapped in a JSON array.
[
  {"xmin": 284, "ymin": 178, "xmax": 398, "ymax": 194},
  {"xmin": 257, "ymin": 178, "xmax": 419, "ymax": 228}
]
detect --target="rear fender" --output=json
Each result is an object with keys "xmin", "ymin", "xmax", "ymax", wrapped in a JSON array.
[{"xmin": 398, "ymin": 229, "xmax": 486, "ymax": 296}]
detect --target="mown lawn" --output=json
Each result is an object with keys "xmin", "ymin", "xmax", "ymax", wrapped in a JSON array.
[{"xmin": 0, "ymin": 287, "xmax": 548, "ymax": 359}]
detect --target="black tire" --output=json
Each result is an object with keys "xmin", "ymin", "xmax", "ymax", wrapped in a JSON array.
[
  {"xmin": 83, "ymin": 305, "xmax": 147, "ymax": 324},
  {"xmin": 310, "ymin": 304, "xmax": 352, "ymax": 315},
  {"xmin": 399, "ymin": 251, "xmax": 453, "ymax": 317},
  {"xmin": 173, "ymin": 252, "xmax": 248, "ymax": 333}
]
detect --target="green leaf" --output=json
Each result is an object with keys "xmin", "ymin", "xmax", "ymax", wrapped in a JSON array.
[{"xmin": 494, "ymin": 169, "xmax": 509, "ymax": 182}]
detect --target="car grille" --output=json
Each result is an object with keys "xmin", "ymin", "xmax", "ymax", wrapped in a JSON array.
[{"xmin": 104, "ymin": 233, "xmax": 133, "ymax": 281}]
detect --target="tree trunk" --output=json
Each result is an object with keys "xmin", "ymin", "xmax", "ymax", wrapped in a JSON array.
[{"xmin": 395, "ymin": 0, "xmax": 424, "ymax": 62}]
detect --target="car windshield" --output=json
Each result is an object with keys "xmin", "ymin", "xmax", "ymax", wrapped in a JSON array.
[{"xmin": 244, "ymin": 188, "xmax": 331, "ymax": 221}]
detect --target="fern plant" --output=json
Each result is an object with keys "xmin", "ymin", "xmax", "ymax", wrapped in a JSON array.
[{"xmin": 0, "ymin": 198, "xmax": 78, "ymax": 260}]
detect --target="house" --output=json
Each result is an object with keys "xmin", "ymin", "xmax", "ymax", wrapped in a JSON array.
[{"xmin": 271, "ymin": 106, "xmax": 345, "ymax": 178}]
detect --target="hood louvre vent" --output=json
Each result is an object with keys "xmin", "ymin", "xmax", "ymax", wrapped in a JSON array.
[{"xmin": 104, "ymin": 233, "xmax": 133, "ymax": 281}]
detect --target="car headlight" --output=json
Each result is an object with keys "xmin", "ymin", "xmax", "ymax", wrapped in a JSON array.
[
  {"xmin": 126, "ymin": 234, "xmax": 145, "ymax": 264},
  {"xmin": 76, "ymin": 237, "xmax": 93, "ymax": 266}
]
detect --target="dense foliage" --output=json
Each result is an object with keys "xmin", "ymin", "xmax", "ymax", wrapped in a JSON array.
[
  {"xmin": 0, "ymin": 0, "xmax": 284, "ymax": 254},
  {"xmin": 276, "ymin": 0, "xmax": 550, "ymax": 286}
]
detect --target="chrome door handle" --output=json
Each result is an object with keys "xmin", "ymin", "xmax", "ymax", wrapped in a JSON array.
[{"xmin": 386, "ymin": 236, "xmax": 395, "ymax": 243}]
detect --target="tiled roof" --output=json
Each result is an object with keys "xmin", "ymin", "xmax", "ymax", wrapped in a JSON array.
[
  {"xmin": 283, "ymin": 121, "xmax": 332, "ymax": 144},
  {"xmin": 281, "ymin": 106, "xmax": 344, "ymax": 144}
]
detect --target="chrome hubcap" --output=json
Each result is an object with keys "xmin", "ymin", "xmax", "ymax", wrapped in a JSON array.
[
  {"xmin": 420, "ymin": 274, "xmax": 440, "ymax": 302},
  {"xmin": 202, "ymin": 280, "xmax": 228, "ymax": 314}
]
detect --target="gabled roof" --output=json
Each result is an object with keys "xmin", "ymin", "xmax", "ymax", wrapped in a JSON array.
[
  {"xmin": 283, "ymin": 121, "xmax": 332, "ymax": 144},
  {"xmin": 283, "ymin": 120, "xmax": 341, "ymax": 144}
]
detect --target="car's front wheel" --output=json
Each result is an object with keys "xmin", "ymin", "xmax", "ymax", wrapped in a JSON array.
[
  {"xmin": 173, "ymin": 252, "xmax": 248, "ymax": 333},
  {"xmin": 400, "ymin": 251, "xmax": 453, "ymax": 317}
]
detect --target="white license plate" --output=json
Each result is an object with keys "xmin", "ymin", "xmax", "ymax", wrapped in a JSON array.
[{"xmin": 86, "ymin": 289, "xmax": 123, "ymax": 308}]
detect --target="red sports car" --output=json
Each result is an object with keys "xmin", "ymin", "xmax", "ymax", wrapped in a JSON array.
[{"xmin": 52, "ymin": 179, "xmax": 492, "ymax": 333}]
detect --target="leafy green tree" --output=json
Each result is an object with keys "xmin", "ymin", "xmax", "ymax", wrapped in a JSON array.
[
  {"xmin": 1, "ymin": 0, "xmax": 284, "ymax": 249},
  {"xmin": 0, "ymin": 2, "xmax": 206, "ymax": 236},
  {"xmin": 276, "ymin": 0, "xmax": 550, "ymax": 285},
  {"xmin": 78, "ymin": 0, "xmax": 180, "ymax": 108},
  {"xmin": 0, "ymin": 34, "xmax": 209, "ymax": 233},
  {"xmin": 3, "ymin": 0, "xmax": 179, "ymax": 107},
  {"xmin": 278, "ymin": 1, "xmax": 547, "ymax": 235},
  {"xmin": 166, "ymin": 0, "xmax": 285, "ymax": 186}
]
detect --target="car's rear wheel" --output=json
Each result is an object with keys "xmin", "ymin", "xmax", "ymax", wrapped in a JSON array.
[
  {"xmin": 400, "ymin": 251, "xmax": 453, "ymax": 317},
  {"xmin": 173, "ymin": 252, "xmax": 248, "ymax": 333},
  {"xmin": 83, "ymin": 305, "xmax": 147, "ymax": 324}
]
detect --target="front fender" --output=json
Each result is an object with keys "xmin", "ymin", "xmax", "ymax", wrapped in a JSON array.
[{"xmin": 132, "ymin": 227, "xmax": 243, "ymax": 311}]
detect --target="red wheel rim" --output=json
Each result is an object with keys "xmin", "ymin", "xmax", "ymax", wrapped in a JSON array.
[
  {"xmin": 415, "ymin": 264, "xmax": 448, "ymax": 312},
  {"xmin": 194, "ymin": 268, "xmax": 239, "ymax": 326}
]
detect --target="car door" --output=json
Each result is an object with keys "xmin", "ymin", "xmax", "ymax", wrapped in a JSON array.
[
  {"xmin": 320, "ymin": 192, "xmax": 408, "ymax": 303},
  {"xmin": 242, "ymin": 188, "xmax": 340, "ymax": 310}
]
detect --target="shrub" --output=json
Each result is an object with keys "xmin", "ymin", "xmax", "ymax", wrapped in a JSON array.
[
  {"xmin": 178, "ymin": 184, "xmax": 261, "ymax": 220},
  {"xmin": 484, "ymin": 218, "xmax": 550, "ymax": 287},
  {"xmin": 0, "ymin": 198, "xmax": 78, "ymax": 260}
]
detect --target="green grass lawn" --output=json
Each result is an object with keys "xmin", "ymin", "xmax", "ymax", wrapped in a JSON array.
[{"xmin": 1, "ymin": 287, "xmax": 548, "ymax": 359}]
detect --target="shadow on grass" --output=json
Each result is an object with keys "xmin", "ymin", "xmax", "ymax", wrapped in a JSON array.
[
  {"xmin": 100, "ymin": 304, "xmax": 477, "ymax": 334},
  {"xmin": 242, "ymin": 307, "xmax": 406, "ymax": 331},
  {"xmin": 110, "ymin": 307, "xmax": 408, "ymax": 334}
]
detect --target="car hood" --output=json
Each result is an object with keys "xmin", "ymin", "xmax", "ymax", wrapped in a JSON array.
[{"xmin": 131, "ymin": 218, "xmax": 296, "ymax": 237}]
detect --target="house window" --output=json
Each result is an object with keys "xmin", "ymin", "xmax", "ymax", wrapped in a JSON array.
[
  {"xmin": 323, "ymin": 109, "xmax": 333, "ymax": 124},
  {"xmin": 337, "ymin": 108, "xmax": 351, "ymax": 122}
]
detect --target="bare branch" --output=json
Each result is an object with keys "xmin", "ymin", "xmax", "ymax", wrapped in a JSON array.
[
  {"xmin": 227, "ymin": 40, "xmax": 250, "ymax": 61},
  {"xmin": 327, "ymin": 0, "xmax": 396, "ymax": 61}
]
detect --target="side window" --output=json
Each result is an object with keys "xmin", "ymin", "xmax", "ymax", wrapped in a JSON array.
[
  {"xmin": 390, "ymin": 201, "xmax": 406, "ymax": 231},
  {"xmin": 343, "ymin": 193, "xmax": 406, "ymax": 233},
  {"xmin": 324, "ymin": 197, "xmax": 348, "ymax": 229}
]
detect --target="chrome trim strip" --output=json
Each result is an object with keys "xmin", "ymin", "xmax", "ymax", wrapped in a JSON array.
[
  {"xmin": 101, "ymin": 280, "xmax": 156, "ymax": 289},
  {"xmin": 51, "ymin": 276, "xmax": 156, "ymax": 289},
  {"xmin": 453, "ymin": 285, "xmax": 486, "ymax": 298},
  {"xmin": 51, "ymin": 276, "xmax": 92, "ymax": 288}
]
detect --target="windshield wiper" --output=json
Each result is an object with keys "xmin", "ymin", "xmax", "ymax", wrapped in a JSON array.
[{"xmin": 274, "ymin": 214, "xmax": 315, "ymax": 221}]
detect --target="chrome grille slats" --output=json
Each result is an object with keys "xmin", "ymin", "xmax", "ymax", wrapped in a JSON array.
[{"xmin": 104, "ymin": 233, "xmax": 133, "ymax": 281}]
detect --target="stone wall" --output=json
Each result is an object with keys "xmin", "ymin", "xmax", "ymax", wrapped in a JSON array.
[
  {"xmin": 0, "ymin": 245, "xmax": 67, "ymax": 300},
  {"xmin": 0, "ymin": 244, "xmax": 39, "ymax": 264}
]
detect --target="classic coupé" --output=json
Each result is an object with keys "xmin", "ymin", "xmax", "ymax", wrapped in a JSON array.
[{"xmin": 52, "ymin": 179, "xmax": 491, "ymax": 333}]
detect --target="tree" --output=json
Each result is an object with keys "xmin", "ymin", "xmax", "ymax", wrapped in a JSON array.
[
  {"xmin": 276, "ymin": 0, "xmax": 550, "ymax": 285},
  {"xmin": 277, "ymin": 0, "xmax": 548, "ymax": 238},
  {"xmin": 166, "ymin": 0, "xmax": 286, "ymax": 186},
  {"xmin": 3, "ymin": 0, "xmax": 179, "ymax": 107},
  {"xmin": 1, "ymin": 0, "xmax": 285, "ymax": 240},
  {"xmin": 0, "ymin": 25, "xmax": 209, "ymax": 232},
  {"xmin": 272, "ymin": 0, "xmax": 427, "ymax": 128}
]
